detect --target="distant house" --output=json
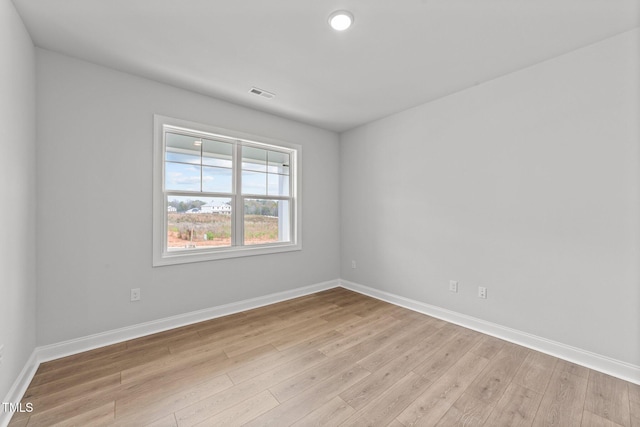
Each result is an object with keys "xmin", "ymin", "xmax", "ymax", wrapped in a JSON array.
[
  {"xmin": 200, "ymin": 201, "xmax": 232, "ymax": 215},
  {"xmin": 167, "ymin": 206, "xmax": 177, "ymax": 213}
]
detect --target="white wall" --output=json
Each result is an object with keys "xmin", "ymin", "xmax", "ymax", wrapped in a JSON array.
[
  {"xmin": 341, "ymin": 29, "xmax": 640, "ymax": 366},
  {"xmin": 36, "ymin": 49, "xmax": 340, "ymax": 346},
  {"xmin": 0, "ymin": 0, "xmax": 36, "ymax": 400}
]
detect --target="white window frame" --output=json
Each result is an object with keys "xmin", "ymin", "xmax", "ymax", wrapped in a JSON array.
[{"xmin": 153, "ymin": 115, "xmax": 302, "ymax": 266}]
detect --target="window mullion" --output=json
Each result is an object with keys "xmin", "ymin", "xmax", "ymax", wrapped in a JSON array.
[{"xmin": 233, "ymin": 143, "xmax": 243, "ymax": 247}]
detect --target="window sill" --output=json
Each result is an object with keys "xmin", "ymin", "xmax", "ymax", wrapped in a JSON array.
[{"xmin": 152, "ymin": 242, "xmax": 302, "ymax": 266}]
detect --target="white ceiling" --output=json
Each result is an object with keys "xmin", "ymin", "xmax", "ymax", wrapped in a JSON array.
[{"xmin": 12, "ymin": 0, "xmax": 640, "ymax": 132}]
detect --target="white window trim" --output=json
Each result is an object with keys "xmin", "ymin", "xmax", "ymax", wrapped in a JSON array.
[{"xmin": 153, "ymin": 115, "xmax": 302, "ymax": 266}]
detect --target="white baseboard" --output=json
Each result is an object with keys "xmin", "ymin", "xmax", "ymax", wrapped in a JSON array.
[
  {"xmin": 0, "ymin": 350, "xmax": 38, "ymax": 427},
  {"xmin": 1, "ymin": 279, "xmax": 339, "ymax": 427},
  {"xmin": 340, "ymin": 279, "xmax": 640, "ymax": 385}
]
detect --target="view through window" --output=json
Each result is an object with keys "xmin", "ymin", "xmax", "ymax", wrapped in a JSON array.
[{"xmin": 153, "ymin": 116, "xmax": 300, "ymax": 265}]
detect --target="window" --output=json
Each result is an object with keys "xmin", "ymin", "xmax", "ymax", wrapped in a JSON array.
[{"xmin": 153, "ymin": 115, "xmax": 301, "ymax": 266}]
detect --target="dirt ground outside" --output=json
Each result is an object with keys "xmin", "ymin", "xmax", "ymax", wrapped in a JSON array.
[{"xmin": 167, "ymin": 212, "xmax": 280, "ymax": 248}]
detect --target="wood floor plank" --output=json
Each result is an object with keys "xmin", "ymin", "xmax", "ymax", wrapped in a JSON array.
[
  {"xmin": 431, "ymin": 342, "xmax": 529, "ymax": 427},
  {"xmin": 318, "ymin": 305, "xmax": 363, "ymax": 322},
  {"xmin": 172, "ymin": 344, "xmax": 278, "ymax": 382},
  {"xmin": 351, "ymin": 298, "xmax": 391, "ymax": 317},
  {"xmin": 49, "ymin": 401, "xmax": 115, "ymax": 427},
  {"xmin": 482, "ymin": 382, "xmax": 543, "ymax": 427},
  {"xmin": 434, "ymin": 394, "xmax": 493, "ymax": 427},
  {"xmin": 240, "ymin": 294, "xmax": 321, "ymax": 318},
  {"xmin": 34, "ymin": 342, "xmax": 127, "ymax": 375},
  {"xmin": 226, "ymin": 330, "xmax": 339, "ymax": 384},
  {"xmin": 192, "ymin": 390, "xmax": 279, "ymax": 427},
  {"xmin": 582, "ymin": 410, "xmax": 626, "ymax": 427},
  {"xmin": 22, "ymin": 389, "xmax": 120, "ymax": 427},
  {"xmin": 174, "ymin": 351, "xmax": 327, "ymax": 427},
  {"xmin": 270, "ymin": 352, "xmax": 361, "ymax": 403},
  {"xmin": 44, "ymin": 344, "xmax": 168, "ymax": 377},
  {"xmin": 23, "ymin": 372, "xmax": 121, "ymax": 413},
  {"xmin": 125, "ymin": 328, "xmax": 200, "ymax": 351},
  {"xmin": 631, "ymin": 401, "xmax": 640, "ymax": 427},
  {"xmin": 186, "ymin": 317, "xmax": 294, "ymax": 353},
  {"xmin": 275, "ymin": 300, "xmax": 342, "ymax": 321},
  {"xmin": 629, "ymin": 383, "xmax": 640, "ymax": 404},
  {"xmin": 340, "ymin": 371, "xmax": 432, "ymax": 426},
  {"xmin": 120, "ymin": 347, "xmax": 228, "ymax": 385},
  {"xmin": 330, "ymin": 294, "xmax": 382, "ymax": 309},
  {"xmin": 340, "ymin": 327, "xmax": 463, "ymax": 410},
  {"xmin": 411, "ymin": 327, "xmax": 484, "ymax": 381},
  {"xmin": 389, "ymin": 307, "xmax": 440, "ymax": 324},
  {"xmin": 396, "ymin": 351, "xmax": 489, "ymax": 426},
  {"xmin": 113, "ymin": 374, "xmax": 233, "ymax": 425},
  {"xmin": 531, "ymin": 366, "xmax": 588, "ymax": 427},
  {"xmin": 144, "ymin": 413, "xmax": 178, "ymax": 427},
  {"xmin": 117, "ymin": 353, "xmax": 233, "ymax": 404},
  {"xmin": 290, "ymin": 396, "xmax": 355, "ymax": 427},
  {"xmin": 29, "ymin": 345, "xmax": 170, "ymax": 389},
  {"xmin": 6, "ymin": 415, "xmax": 29, "ymax": 427},
  {"xmin": 340, "ymin": 343, "xmax": 429, "ymax": 410},
  {"xmin": 195, "ymin": 317, "xmax": 277, "ymax": 345},
  {"xmin": 222, "ymin": 317, "xmax": 328, "ymax": 358},
  {"xmin": 314, "ymin": 294, "xmax": 363, "ymax": 309},
  {"xmin": 325, "ymin": 318, "xmax": 411, "ymax": 362},
  {"xmin": 458, "ymin": 343, "xmax": 529, "ymax": 406},
  {"xmin": 469, "ymin": 335, "xmax": 506, "ymax": 360},
  {"xmin": 584, "ymin": 371, "xmax": 631, "ymax": 427},
  {"xmin": 189, "ymin": 312, "xmax": 250, "ymax": 337},
  {"xmin": 555, "ymin": 358, "xmax": 590, "ymax": 379},
  {"xmin": 244, "ymin": 364, "xmax": 371, "ymax": 427},
  {"xmin": 357, "ymin": 322, "xmax": 460, "ymax": 373},
  {"xmin": 512, "ymin": 350, "xmax": 557, "ymax": 394},
  {"xmin": 271, "ymin": 314, "xmax": 360, "ymax": 351},
  {"xmin": 333, "ymin": 305, "xmax": 400, "ymax": 335}
]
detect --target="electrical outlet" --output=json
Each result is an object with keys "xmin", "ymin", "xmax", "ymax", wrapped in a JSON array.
[
  {"xmin": 351, "ymin": 260, "xmax": 357, "ymax": 269},
  {"xmin": 449, "ymin": 280, "xmax": 458, "ymax": 293},
  {"xmin": 130, "ymin": 288, "xmax": 141, "ymax": 302},
  {"xmin": 478, "ymin": 286, "xmax": 487, "ymax": 299}
]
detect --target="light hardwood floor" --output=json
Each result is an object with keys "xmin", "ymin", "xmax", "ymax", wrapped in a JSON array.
[{"xmin": 8, "ymin": 288, "xmax": 640, "ymax": 426}]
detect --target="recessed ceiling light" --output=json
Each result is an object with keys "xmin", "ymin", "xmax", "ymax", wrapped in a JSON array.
[
  {"xmin": 194, "ymin": 140, "xmax": 202, "ymax": 146},
  {"xmin": 328, "ymin": 10, "xmax": 354, "ymax": 31}
]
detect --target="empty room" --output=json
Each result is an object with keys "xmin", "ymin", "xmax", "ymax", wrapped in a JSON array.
[{"xmin": 1, "ymin": 0, "xmax": 639, "ymax": 426}]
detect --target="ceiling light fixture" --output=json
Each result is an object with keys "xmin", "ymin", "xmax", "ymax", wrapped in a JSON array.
[{"xmin": 328, "ymin": 10, "xmax": 354, "ymax": 31}]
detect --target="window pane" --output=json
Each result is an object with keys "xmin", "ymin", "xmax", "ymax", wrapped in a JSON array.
[
  {"xmin": 202, "ymin": 166, "xmax": 232, "ymax": 193},
  {"xmin": 244, "ymin": 199, "xmax": 290, "ymax": 245},
  {"xmin": 202, "ymin": 138, "xmax": 232, "ymax": 168},
  {"xmin": 167, "ymin": 196, "xmax": 232, "ymax": 250},
  {"xmin": 242, "ymin": 171, "xmax": 267, "ymax": 195},
  {"xmin": 166, "ymin": 133, "xmax": 201, "ymax": 164},
  {"xmin": 165, "ymin": 162, "xmax": 201, "ymax": 191},
  {"xmin": 267, "ymin": 174, "xmax": 290, "ymax": 196},
  {"xmin": 242, "ymin": 146, "xmax": 267, "ymax": 172},
  {"xmin": 267, "ymin": 151, "xmax": 290, "ymax": 175}
]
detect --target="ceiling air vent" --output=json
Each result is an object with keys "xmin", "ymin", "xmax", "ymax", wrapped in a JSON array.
[{"xmin": 249, "ymin": 87, "xmax": 275, "ymax": 100}]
